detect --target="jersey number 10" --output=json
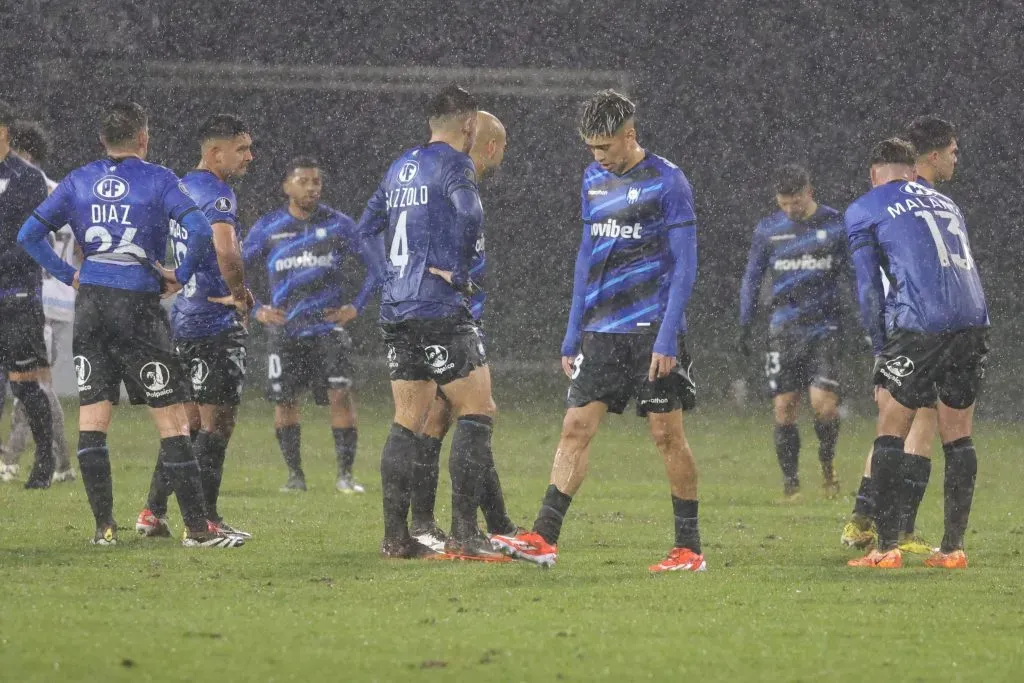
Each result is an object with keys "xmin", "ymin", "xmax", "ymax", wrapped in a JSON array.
[{"xmin": 916, "ymin": 210, "xmax": 973, "ymax": 270}]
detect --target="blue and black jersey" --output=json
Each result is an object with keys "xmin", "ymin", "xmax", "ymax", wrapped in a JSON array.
[
  {"xmin": 170, "ymin": 169, "xmax": 241, "ymax": 339},
  {"xmin": 30, "ymin": 157, "xmax": 200, "ymax": 293},
  {"xmin": 845, "ymin": 180, "xmax": 988, "ymax": 353},
  {"xmin": 356, "ymin": 141, "xmax": 480, "ymax": 323},
  {"xmin": 739, "ymin": 206, "xmax": 850, "ymax": 341},
  {"xmin": 562, "ymin": 152, "xmax": 698, "ymax": 358},
  {"xmin": 243, "ymin": 203, "xmax": 372, "ymax": 338},
  {"xmin": 0, "ymin": 152, "xmax": 51, "ymax": 296}
]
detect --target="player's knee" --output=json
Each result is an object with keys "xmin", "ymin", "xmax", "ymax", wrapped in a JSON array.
[
  {"xmin": 649, "ymin": 417, "xmax": 684, "ymax": 452},
  {"xmin": 561, "ymin": 410, "xmax": 596, "ymax": 443}
]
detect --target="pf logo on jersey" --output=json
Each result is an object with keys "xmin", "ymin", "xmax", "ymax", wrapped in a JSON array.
[
  {"xmin": 398, "ymin": 161, "xmax": 418, "ymax": 184},
  {"xmin": 74, "ymin": 355, "xmax": 92, "ymax": 388},
  {"xmin": 140, "ymin": 361, "xmax": 171, "ymax": 395},
  {"xmin": 93, "ymin": 176, "xmax": 130, "ymax": 201},
  {"xmin": 190, "ymin": 358, "xmax": 210, "ymax": 389}
]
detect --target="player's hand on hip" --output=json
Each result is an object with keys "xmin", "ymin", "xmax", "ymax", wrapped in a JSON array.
[
  {"xmin": 154, "ymin": 262, "xmax": 182, "ymax": 296},
  {"xmin": 428, "ymin": 267, "xmax": 454, "ymax": 284},
  {"xmin": 255, "ymin": 306, "xmax": 287, "ymax": 326},
  {"xmin": 561, "ymin": 356, "xmax": 576, "ymax": 378},
  {"xmin": 648, "ymin": 353, "xmax": 677, "ymax": 382},
  {"xmin": 325, "ymin": 304, "xmax": 358, "ymax": 326}
]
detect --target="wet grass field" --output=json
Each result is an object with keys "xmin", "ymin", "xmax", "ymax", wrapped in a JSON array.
[{"xmin": 2, "ymin": 397, "xmax": 1022, "ymax": 682}]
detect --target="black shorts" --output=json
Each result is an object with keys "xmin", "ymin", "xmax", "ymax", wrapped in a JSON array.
[
  {"xmin": 176, "ymin": 328, "xmax": 248, "ymax": 406},
  {"xmin": 266, "ymin": 328, "xmax": 354, "ymax": 405},
  {"xmin": 0, "ymin": 296, "xmax": 49, "ymax": 373},
  {"xmin": 382, "ymin": 318, "xmax": 486, "ymax": 386},
  {"xmin": 875, "ymin": 327, "xmax": 989, "ymax": 410},
  {"xmin": 764, "ymin": 333, "xmax": 840, "ymax": 397},
  {"xmin": 73, "ymin": 285, "xmax": 189, "ymax": 408},
  {"xmin": 567, "ymin": 332, "xmax": 697, "ymax": 416}
]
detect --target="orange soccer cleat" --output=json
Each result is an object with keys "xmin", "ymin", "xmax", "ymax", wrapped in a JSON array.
[
  {"xmin": 649, "ymin": 547, "xmax": 707, "ymax": 573},
  {"xmin": 848, "ymin": 548, "xmax": 902, "ymax": 568},
  {"xmin": 490, "ymin": 530, "xmax": 557, "ymax": 567},
  {"xmin": 924, "ymin": 549, "xmax": 968, "ymax": 569}
]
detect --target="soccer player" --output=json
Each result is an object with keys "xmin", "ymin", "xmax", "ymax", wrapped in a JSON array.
[
  {"xmin": 18, "ymin": 101, "xmax": 243, "ymax": 547},
  {"xmin": 243, "ymin": 157, "xmax": 372, "ymax": 493},
  {"xmin": 841, "ymin": 116, "xmax": 962, "ymax": 554},
  {"xmin": 844, "ymin": 138, "xmax": 987, "ymax": 569},
  {"xmin": 736, "ymin": 165, "xmax": 849, "ymax": 500},
  {"xmin": 491, "ymin": 90, "xmax": 704, "ymax": 572},
  {"xmin": 0, "ymin": 101, "xmax": 56, "ymax": 489},
  {"xmin": 136, "ymin": 114, "xmax": 254, "ymax": 540},
  {"xmin": 409, "ymin": 110, "xmax": 517, "ymax": 551},
  {"xmin": 357, "ymin": 85, "xmax": 511, "ymax": 561},
  {"xmin": 0, "ymin": 120, "xmax": 74, "ymax": 484}
]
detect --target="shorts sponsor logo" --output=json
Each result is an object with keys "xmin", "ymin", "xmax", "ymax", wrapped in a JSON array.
[
  {"xmin": 773, "ymin": 254, "xmax": 833, "ymax": 271},
  {"xmin": 140, "ymin": 361, "xmax": 173, "ymax": 396},
  {"xmin": 74, "ymin": 355, "xmax": 92, "ymax": 388},
  {"xmin": 425, "ymin": 345, "xmax": 455, "ymax": 374},
  {"xmin": 386, "ymin": 346, "xmax": 398, "ymax": 369},
  {"xmin": 93, "ymin": 176, "xmax": 130, "ymax": 201},
  {"xmin": 190, "ymin": 358, "xmax": 210, "ymax": 388},
  {"xmin": 643, "ymin": 397, "xmax": 669, "ymax": 404},
  {"xmin": 881, "ymin": 355, "xmax": 915, "ymax": 386}
]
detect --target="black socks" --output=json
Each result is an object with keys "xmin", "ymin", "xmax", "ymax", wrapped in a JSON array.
[
  {"xmin": 941, "ymin": 437, "xmax": 977, "ymax": 553},
  {"xmin": 814, "ymin": 417, "xmax": 840, "ymax": 479},
  {"xmin": 869, "ymin": 435, "xmax": 905, "ymax": 550},
  {"xmin": 898, "ymin": 453, "xmax": 931, "ymax": 536},
  {"xmin": 198, "ymin": 432, "xmax": 229, "ymax": 523},
  {"xmin": 774, "ymin": 424, "xmax": 800, "ymax": 487},
  {"xmin": 448, "ymin": 415, "xmax": 494, "ymax": 540},
  {"xmin": 380, "ymin": 423, "xmax": 419, "ymax": 541},
  {"xmin": 78, "ymin": 431, "xmax": 113, "ymax": 527},
  {"xmin": 276, "ymin": 424, "xmax": 302, "ymax": 476},
  {"xmin": 11, "ymin": 381, "xmax": 53, "ymax": 483},
  {"xmin": 411, "ymin": 435, "xmax": 442, "ymax": 530},
  {"xmin": 672, "ymin": 497, "xmax": 702, "ymax": 553},
  {"xmin": 159, "ymin": 435, "xmax": 207, "ymax": 532},
  {"xmin": 533, "ymin": 484, "xmax": 572, "ymax": 545},
  {"xmin": 853, "ymin": 476, "xmax": 876, "ymax": 519},
  {"xmin": 332, "ymin": 427, "xmax": 358, "ymax": 477}
]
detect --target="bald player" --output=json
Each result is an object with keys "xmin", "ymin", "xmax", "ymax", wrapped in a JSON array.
[{"xmin": 408, "ymin": 111, "xmax": 519, "ymax": 551}]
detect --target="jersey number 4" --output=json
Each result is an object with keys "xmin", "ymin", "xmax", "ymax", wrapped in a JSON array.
[
  {"xmin": 389, "ymin": 210, "xmax": 409, "ymax": 278},
  {"xmin": 916, "ymin": 210, "xmax": 973, "ymax": 270}
]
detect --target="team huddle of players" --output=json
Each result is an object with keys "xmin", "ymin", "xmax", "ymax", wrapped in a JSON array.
[{"xmin": 2, "ymin": 85, "xmax": 987, "ymax": 569}]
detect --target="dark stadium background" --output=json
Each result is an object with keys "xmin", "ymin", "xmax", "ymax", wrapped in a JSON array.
[{"xmin": 2, "ymin": 1, "xmax": 1020, "ymax": 415}]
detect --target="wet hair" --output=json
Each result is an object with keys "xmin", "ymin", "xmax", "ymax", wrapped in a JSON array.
[
  {"xmin": 904, "ymin": 116, "xmax": 956, "ymax": 155},
  {"xmin": 198, "ymin": 114, "xmax": 250, "ymax": 144},
  {"xmin": 579, "ymin": 90, "xmax": 636, "ymax": 139},
  {"xmin": 426, "ymin": 85, "xmax": 477, "ymax": 124},
  {"xmin": 282, "ymin": 156, "xmax": 320, "ymax": 182},
  {"xmin": 10, "ymin": 121, "xmax": 49, "ymax": 163},
  {"xmin": 0, "ymin": 100, "xmax": 14, "ymax": 128},
  {"xmin": 773, "ymin": 164, "xmax": 811, "ymax": 196},
  {"xmin": 101, "ymin": 101, "xmax": 148, "ymax": 147},
  {"xmin": 869, "ymin": 138, "xmax": 917, "ymax": 166}
]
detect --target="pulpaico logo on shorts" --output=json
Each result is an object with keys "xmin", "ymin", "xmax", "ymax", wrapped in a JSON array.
[{"xmin": 881, "ymin": 356, "xmax": 915, "ymax": 386}]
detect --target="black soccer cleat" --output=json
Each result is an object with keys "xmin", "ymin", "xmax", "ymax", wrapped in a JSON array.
[
  {"xmin": 280, "ymin": 469, "xmax": 307, "ymax": 492},
  {"xmin": 92, "ymin": 521, "xmax": 118, "ymax": 546},
  {"xmin": 380, "ymin": 536, "xmax": 443, "ymax": 560},
  {"xmin": 444, "ymin": 532, "xmax": 514, "ymax": 563}
]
